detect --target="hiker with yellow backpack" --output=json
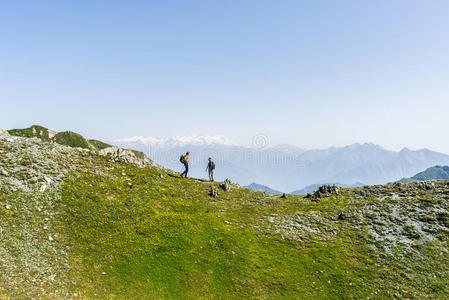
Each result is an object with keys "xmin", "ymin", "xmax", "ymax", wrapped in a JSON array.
[{"xmin": 179, "ymin": 152, "xmax": 190, "ymax": 178}]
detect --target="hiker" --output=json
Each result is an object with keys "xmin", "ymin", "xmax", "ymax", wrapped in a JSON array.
[
  {"xmin": 180, "ymin": 151, "xmax": 190, "ymax": 178},
  {"xmin": 205, "ymin": 157, "xmax": 215, "ymax": 181}
]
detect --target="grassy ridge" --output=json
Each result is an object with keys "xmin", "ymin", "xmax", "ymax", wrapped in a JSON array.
[
  {"xmin": 8, "ymin": 125, "xmax": 52, "ymax": 141},
  {"xmin": 1, "ymin": 132, "xmax": 448, "ymax": 298}
]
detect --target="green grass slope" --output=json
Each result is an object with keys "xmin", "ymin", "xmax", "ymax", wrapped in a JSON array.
[
  {"xmin": 53, "ymin": 131, "xmax": 93, "ymax": 149},
  {"xmin": 1, "ymin": 133, "xmax": 449, "ymax": 299},
  {"xmin": 88, "ymin": 139, "xmax": 112, "ymax": 150},
  {"xmin": 59, "ymin": 167, "xmax": 449, "ymax": 299}
]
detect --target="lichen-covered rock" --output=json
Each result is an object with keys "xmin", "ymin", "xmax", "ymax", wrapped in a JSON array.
[
  {"xmin": 306, "ymin": 184, "xmax": 341, "ymax": 201},
  {"xmin": 99, "ymin": 146, "xmax": 158, "ymax": 168},
  {"xmin": 0, "ymin": 128, "xmax": 9, "ymax": 136},
  {"xmin": 208, "ymin": 185, "xmax": 219, "ymax": 197},
  {"xmin": 220, "ymin": 178, "xmax": 233, "ymax": 191},
  {"xmin": 418, "ymin": 181, "xmax": 436, "ymax": 190}
]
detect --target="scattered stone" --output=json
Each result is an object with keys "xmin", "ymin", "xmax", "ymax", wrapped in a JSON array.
[
  {"xmin": 40, "ymin": 184, "xmax": 48, "ymax": 192},
  {"xmin": 220, "ymin": 178, "xmax": 232, "ymax": 191},
  {"xmin": 337, "ymin": 212, "xmax": 347, "ymax": 221},
  {"xmin": 44, "ymin": 176, "xmax": 53, "ymax": 185},
  {"xmin": 209, "ymin": 185, "xmax": 219, "ymax": 198},
  {"xmin": 360, "ymin": 187, "xmax": 378, "ymax": 197},
  {"xmin": 159, "ymin": 174, "xmax": 164, "ymax": 179},
  {"xmin": 1, "ymin": 168, "xmax": 9, "ymax": 176},
  {"xmin": 418, "ymin": 181, "xmax": 436, "ymax": 190}
]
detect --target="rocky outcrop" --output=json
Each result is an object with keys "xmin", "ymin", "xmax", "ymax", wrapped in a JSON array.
[
  {"xmin": 99, "ymin": 146, "xmax": 158, "ymax": 169},
  {"xmin": 220, "ymin": 178, "xmax": 233, "ymax": 191},
  {"xmin": 0, "ymin": 128, "xmax": 9, "ymax": 136},
  {"xmin": 306, "ymin": 184, "xmax": 341, "ymax": 201},
  {"xmin": 272, "ymin": 180, "xmax": 449, "ymax": 256}
]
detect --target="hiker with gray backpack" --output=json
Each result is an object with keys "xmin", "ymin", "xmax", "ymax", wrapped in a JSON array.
[{"xmin": 205, "ymin": 157, "xmax": 215, "ymax": 181}]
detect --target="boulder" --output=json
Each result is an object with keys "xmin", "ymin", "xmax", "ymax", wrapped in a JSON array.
[
  {"xmin": 0, "ymin": 128, "xmax": 9, "ymax": 136},
  {"xmin": 0, "ymin": 168, "xmax": 9, "ymax": 176},
  {"xmin": 220, "ymin": 178, "xmax": 233, "ymax": 191},
  {"xmin": 99, "ymin": 147, "xmax": 156, "ymax": 168},
  {"xmin": 306, "ymin": 184, "xmax": 341, "ymax": 201},
  {"xmin": 208, "ymin": 185, "xmax": 219, "ymax": 198},
  {"xmin": 418, "ymin": 181, "xmax": 436, "ymax": 191}
]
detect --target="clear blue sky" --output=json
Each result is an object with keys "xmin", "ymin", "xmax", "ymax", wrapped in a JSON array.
[{"xmin": 1, "ymin": 1, "xmax": 449, "ymax": 152}]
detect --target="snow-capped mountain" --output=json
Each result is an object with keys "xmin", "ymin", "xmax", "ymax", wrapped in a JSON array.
[{"xmin": 115, "ymin": 135, "xmax": 237, "ymax": 147}]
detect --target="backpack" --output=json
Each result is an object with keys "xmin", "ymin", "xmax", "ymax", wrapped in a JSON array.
[
  {"xmin": 210, "ymin": 161, "xmax": 215, "ymax": 170},
  {"xmin": 179, "ymin": 155, "xmax": 185, "ymax": 163}
]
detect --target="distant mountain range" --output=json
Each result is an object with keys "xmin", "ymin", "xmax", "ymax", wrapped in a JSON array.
[
  {"xmin": 244, "ymin": 182, "xmax": 365, "ymax": 195},
  {"xmin": 290, "ymin": 182, "xmax": 365, "ymax": 195},
  {"xmin": 7, "ymin": 126, "xmax": 449, "ymax": 193},
  {"xmin": 396, "ymin": 165, "xmax": 449, "ymax": 183},
  {"xmin": 113, "ymin": 135, "xmax": 449, "ymax": 191},
  {"xmin": 244, "ymin": 183, "xmax": 283, "ymax": 194}
]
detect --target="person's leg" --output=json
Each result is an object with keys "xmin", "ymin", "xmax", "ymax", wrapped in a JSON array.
[
  {"xmin": 185, "ymin": 163, "xmax": 189, "ymax": 178},
  {"xmin": 181, "ymin": 163, "xmax": 187, "ymax": 177}
]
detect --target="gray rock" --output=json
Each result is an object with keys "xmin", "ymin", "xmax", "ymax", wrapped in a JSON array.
[
  {"xmin": 418, "ymin": 181, "xmax": 436, "ymax": 190},
  {"xmin": 208, "ymin": 185, "xmax": 219, "ymax": 198},
  {"xmin": 220, "ymin": 178, "xmax": 232, "ymax": 191},
  {"xmin": 1, "ymin": 168, "xmax": 9, "ymax": 176},
  {"xmin": 0, "ymin": 128, "xmax": 9, "ymax": 136},
  {"xmin": 99, "ymin": 147, "xmax": 157, "ymax": 168},
  {"xmin": 306, "ymin": 184, "xmax": 341, "ymax": 201}
]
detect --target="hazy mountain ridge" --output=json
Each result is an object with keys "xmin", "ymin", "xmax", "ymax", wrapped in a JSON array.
[
  {"xmin": 291, "ymin": 182, "xmax": 365, "ymax": 195},
  {"xmin": 114, "ymin": 137, "xmax": 449, "ymax": 191},
  {"xmin": 244, "ymin": 183, "xmax": 283, "ymax": 194}
]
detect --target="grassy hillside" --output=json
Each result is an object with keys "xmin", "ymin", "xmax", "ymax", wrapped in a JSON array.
[
  {"xmin": 88, "ymin": 139, "xmax": 112, "ymax": 150},
  {"xmin": 52, "ymin": 131, "xmax": 93, "ymax": 149},
  {"xmin": 7, "ymin": 125, "xmax": 53, "ymax": 141},
  {"xmin": 8, "ymin": 126, "xmax": 113, "ymax": 151},
  {"xmin": 398, "ymin": 165, "xmax": 449, "ymax": 183},
  {"xmin": 1, "ymin": 132, "xmax": 449, "ymax": 299}
]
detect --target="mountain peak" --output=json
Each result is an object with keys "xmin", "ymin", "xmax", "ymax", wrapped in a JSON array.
[{"xmin": 114, "ymin": 135, "xmax": 238, "ymax": 147}]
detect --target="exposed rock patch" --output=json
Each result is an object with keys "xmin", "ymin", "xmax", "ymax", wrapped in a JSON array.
[
  {"xmin": 306, "ymin": 184, "xmax": 341, "ymax": 201},
  {"xmin": 220, "ymin": 178, "xmax": 233, "ymax": 191},
  {"xmin": 272, "ymin": 180, "xmax": 449, "ymax": 256},
  {"xmin": 99, "ymin": 146, "xmax": 158, "ymax": 169},
  {"xmin": 208, "ymin": 185, "xmax": 219, "ymax": 198},
  {"xmin": 0, "ymin": 128, "xmax": 9, "ymax": 136}
]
